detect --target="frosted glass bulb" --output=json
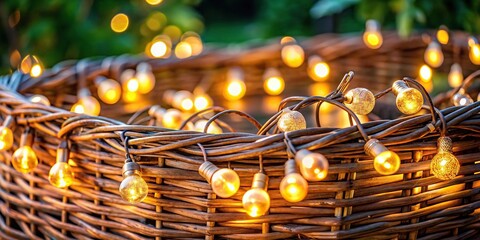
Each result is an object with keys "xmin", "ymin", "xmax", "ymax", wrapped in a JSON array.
[
  {"xmin": 419, "ymin": 64, "xmax": 432, "ymax": 83},
  {"xmin": 263, "ymin": 68, "xmax": 285, "ymax": 95},
  {"xmin": 431, "ymin": 152, "xmax": 460, "ymax": 180},
  {"xmin": 243, "ymin": 188, "xmax": 270, "ymax": 217},
  {"xmin": 174, "ymin": 41, "xmax": 193, "ymax": 59},
  {"xmin": 0, "ymin": 126, "xmax": 13, "ymax": 151},
  {"xmin": 277, "ymin": 109, "xmax": 306, "ymax": 132},
  {"xmin": 344, "ymin": 88, "xmax": 375, "ymax": 115},
  {"xmin": 392, "ymin": 81, "xmax": 423, "ymax": 115},
  {"xmin": 172, "ymin": 90, "xmax": 194, "ymax": 112},
  {"xmin": 121, "ymin": 69, "xmax": 140, "ymax": 93},
  {"xmin": 97, "ymin": 78, "xmax": 121, "ymax": 104},
  {"xmin": 424, "ymin": 41, "xmax": 444, "ymax": 68},
  {"xmin": 280, "ymin": 161, "xmax": 308, "ymax": 203},
  {"xmin": 162, "ymin": 109, "xmax": 183, "ymax": 129},
  {"xmin": 211, "ymin": 168, "xmax": 240, "ymax": 198},
  {"xmin": 452, "ymin": 92, "xmax": 473, "ymax": 106},
  {"xmin": 119, "ymin": 162, "xmax": 148, "ymax": 204},
  {"xmin": 363, "ymin": 20, "xmax": 383, "ymax": 49},
  {"xmin": 225, "ymin": 67, "xmax": 246, "ymax": 101},
  {"xmin": 281, "ymin": 43, "xmax": 305, "ymax": 68},
  {"xmin": 469, "ymin": 44, "xmax": 480, "ymax": 65},
  {"xmin": 448, "ymin": 63, "xmax": 463, "ymax": 88},
  {"xmin": 295, "ymin": 149, "xmax": 329, "ymax": 181},
  {"xmin": 12, "ymin": 146, "xmax": 38, "ymax": 173},
  {"xmin": 29, "ymin": 94, "xmax": 50, "ymax": 106},
  {"xmin": 194, "ymin": 120, "xmax": 222, "ymax": 134},
  {"xmin": 194, "ymin": 94, "xmax": 213, "ymax": 111},
  {"xmin": 71, "ymin": 96, "xmax": 101, "ymax": 116},
  {"xmin": 308, "ymin": 55, "xmax": 329, "ymax": 81},
  {"xmin": 136, "ymin": 63, "xmax": 156, "ymax": 94},
  {"xmin": 49, "ymin": 162, "xmax": 74, "ymax": 188},
  {"xmin": 365, "ymin": 139, "xmax": 400, "ymax": 175}
]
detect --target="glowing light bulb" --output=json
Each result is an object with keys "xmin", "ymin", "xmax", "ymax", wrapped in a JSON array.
[
  {"xmin": 193, "ymin": 93, "xmax": 213, "ymax": 111},
  {"xmin": 172, "ymin": 90, "xmax": 194, "ymax": 112},
  {"xmin": 344, "ymin": 88, "xmax": 375, "ymax": 115},
  {"xmin": 28, "ymin": 94, "xmax": 50, "ymax": 106},
  {"xmin": 119, "ymin": 162, "xmax": 148, "ymax": 204},
  {"xmin": 242, "ymin": 173, "xmax": 270, "ymax": 217},
  {"xmin": 111, "ymin": 13, "xmax": 129, "ymax": 33},
  {"xmin": 295, "ymin": 149, "xmax": 329, "ymax": 181},
  {"xmin": 136, "ymin": 63, "xmax": 156, "ymax": 94},
  {"xmin": 148, "ymin": 35, "xmax": 172, "ymax": 58},
  {"xmin": 0, "ymin": 117, "xmax": 13, "ymax": 151},
  {"xmin": 308, "ymin": 55, "xmax": 329, "ymax": 81},
  {"xmin": 224, "ymin": 67, "xmax": 246, "ymax": 101},
  {"xmin": 194, "ymin": 120, "xmax": 222, "ymax": 134},
  {"xmin": 199, "ymin": 161, "xmax": 240, "ymax": 198},
  {"xmin": 95, "ymin": 77, "xmax": 121, "ymax": 104},
  {"xmin": 424, "ymin": 41, "xmax": 444, "ymax": 68},
  {"xmin": 277, "ymin": 109, "xmax": 306, "ymax": 132},
  {"xmin": 20, "ymin": 55, "xmax": 43, "ymax": 77},
  {"xmin": 182, "ymin": 32, "xmax": 203, "ymax": 56},
  {"xmin": 175, "ymin": 41, "xmax": 193, "ymax": 59},
  {"xmin": 71, "ymin": 95, "xmax": 101, "ymax": 116},
  {"xmin": 49, "ymin": 162, "xmax": 74, "ymax": 188},
  {"xmin": 121, "ymin": 69, "xmax": 140, "ymax": 93},
  {"xmin": 419, "ymin": 64, "xmax": 432, "ymax": 83},
  {"xmin": 281, "ymin": 39, "xmax": 305, "ymax": 68},
  {"xmin": 430, "ymin": 137, "xmax": 459, "ymax": 180},
  {"xmin": 392, "ymin": 80, "xmax": 424, "ymax": 115},
  {"xmin": 263, "ymin": 68, "xmax": 285, "ymax": 95},
  {"xmin": 363, "ymin": 20, "xmax": 383, "ymax": 49},
  {"xmin": 469, "ymin": 38, "xmax": 480, "ymax": 65},
  {"xmin": 162, "ymin": 108, "xmax": 183, "ymax": 129},
  {"xmin": 12, "ymin": 146, "xmax": 38, "ymax": 173},
  {"xmin": 436, "ymin": 27, "xmax": 449, "ymax": 45},
  {"xmin": 280, "ymin": 159, "xmax": 308, "ymax": 202},
  {"xmin": 448, "ymin": 63, "xmax": 463, "ymax": 88},
  {"xmin": 365, "ymin": 139, "xmax": 400, "ymax": 175},
  {"xmin": 148, "ymin": 105, "xmax": 166, "ymax": 126},
  {"xmin": 452, "ymin": 91, "xmax": 473, "ymax": 106}
]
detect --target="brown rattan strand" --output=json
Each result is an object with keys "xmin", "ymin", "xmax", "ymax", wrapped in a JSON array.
[{"xmin": 0, "ymin": 31, "xmax": 479, "ymax": 239}]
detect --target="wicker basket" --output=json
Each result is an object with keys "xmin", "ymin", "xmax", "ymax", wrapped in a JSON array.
[{"xmin": 0, "ymin": 31, "xmax": 479, "ymax": 240}]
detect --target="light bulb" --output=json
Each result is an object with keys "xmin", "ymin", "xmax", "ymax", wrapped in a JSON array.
[
  {"xmin": 199, "ymin": 161, "xmax": 240, "ymax": 198},
  {"xmin": 242, "ymin": 173, "xmax": 270, "ymax": 217},
  {"xmin": 436, "ymin": 27, "xmax": 449, "ymax": 45},
  {"xmin": 281, "ymin": 40, "xmax": 305, "ymax": 68},
  {"xmin": 365, "ymin": 139, "xmax": 400, "ymax": 175},
  {"xmin": 175, "ymin": 41, "xmax": 193, "ymax": 59},
  {"xmin": 182, "ymin": 32, "xmax": 203, "ymax": 56},
  {"xmin": 20, "ymin": 55, "xmax": 43, "ymax": 77},
  {"xmin": 49, "ymin": 162, "xmax": 74, "ymax": 188},
  {"xmin": 194, "ymin": 120, "xmax": 222, "ymax": 134},
  {"xmin": 419, "ymin": 64, "xmax": 432, "ymax": 83},
  {"xmin": 344, "ymin": 88, "xmax": 375, "ymax": 115},
  {"xmin": 12, "ymin": 146, "xmax": 38, "ymax": 173},
  {"xmin": 363, "ymin": 20, "xmax": 383, "ymax": 49},
  {"xmin": 295, "ymin": 149, "xmax": 329, "ymax": 181},
  {"xmin": 277, "ymin": 109, "xmax": 306, "ymax": 132},
  {"xmin": 392, "ymin": 80, "xmax": 424, "ymax": 115},
  {"xmin": 71, "ymin": 95, "xmax": 101, "ymax": 116},
  {"xmin": 29, "ymin": 94, "xmax": 50, "ymax": 106},
  {"xmin": 430, "ymin": 137, "xmax": 459, "ymax": 180},
  {"xmin": 280, "ymin": 159, "xmax": 308, "ymax": 202},
  {"xmin": 148, "ymin": 105, "xmax": 166, "ymax": 126},
  {"xmin": 193, "ymin": 93, "xmax": 213, "ymax": 111},
  {"xmin": 469, "ymin": 43, "xmax": 480, "ymax": 65},
  {"xmin": 308, "ymin": 55, "xmax": 330, "ymax": 81},
  {"xmin": 121, "ymin": 69, "xmax": 140, "ymax": 93},
  {"xmin": 447, "ymin": 63, "xmax": 463, "ymax": 88},
  {"xmin": 162, "ymin": 108, "xmax": 183, "ymax": 129},
  {"xmin": 119, "ymin": 162, "xmax": 149, "ymax": 204},
  {"xmin": 149, "ymin": 35, "xmax": 172, "ymax": 58},
  {"xmin": 136, "ymin": 63, "xmax": 156, "ymax": 94},
  {"xmin": 263, "ymin": 68, "xmax": 285, "ymax": 95},
  {"xmin": 95, "ymin": 77, "xmax": 121, "ymax": 104},
  {"xmin": 172, "ymin": 90, "xmax": 194, "ymax": 112},
  {"xmin": 424, "ymin": 41, "xmax": 444, "ymax": 68},
  {"xmin": 0, "ymin": 126, "xmax": 13, "ymax": 151},
  {"xmin": 224, "ymin": 67, "xmax": 246, "ymax": 101},
  {"xmin": 452, "ymin": 91, "xmax": 473, "ymax": 106}
]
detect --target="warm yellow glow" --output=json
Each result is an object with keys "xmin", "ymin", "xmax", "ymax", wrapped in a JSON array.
[
  {"xmin": 111, "ymin": 13, "xmax": 129, "ymax": 33},
  {"xmin": 469, "ymin": 44, "xmax": 480, "ymax": 65},
  {"xmin": 122, "ymin": 91, "xmax": 139, "ymax": 103},
  {"xmin": 281, "ymin": 44, "xmax": 305, "ymax": 68},
  {"xmin": 71, "ymin": 96, "xmax": 101, "ymax": 116},
  {"xmin": 146, "ymin": 0, "xmax": 163, "ymax": 5},
  {"xmin": 162, "ymin": 109, "xmax": 183, "ymax": 129},
  {"xmin": 119, "ymin": 172, "xmax": 149, "ymax": 203},
  {"xmin": 448, "ymin": 63, "xmax": 463, "ymax": 88},
  {"xmin": 261, "ymin": 96, "xmax": 282, "ymax": 114},
  {"xmin": 437, "ymin": 29, "xmax": 449, "ymax": 45},
  {"xmin": 136, "ymin": 63, "xmax": 156, "ymax": 94},
  {"xmin": 0, "ymin": 127, "xmax": 13, "ymax": 151},
  {"xmin": 277, "ymin": 109, "xmax": 306, "ymax": 132},
  {"xmin": 424, "ymin": 42, "xmax": 444, "ymax": 68},
  {"xmin": 280, "ymin": 36, "xmax": 296, "ymax": 45},
  {"xmin": 344, "ymin": 88, "xmax": 375, "ymax": 115},
  {"xmin": 242, "ymin": 188, "xmax": 270, "ymax": 217},
  {"xmin": 431, "ymin": 152, "xmax": 460, "ymax": 180},
  {"xmin": 194, "ymin": 94, "xmax": 213, "ymax": 111},
  {"xmin": 374, "ymin": 151, "xmax": 400, "ymax": 175},
  {"xmin": 49, "ymin": 162, "xmax": 74, "ymax": 188},
  {"xmin": 263, "ymin": 68, "xmax": 285, "ymax": 95},
  {"xmin": 29, "ymin": 94, "xmax": 50, "ymax": 106},
  {"xmin": 211, "ymin": 168, "xmax": 240, "ymax": 198},
  {"xmin": 194, "ymin": 120, "xmax": 222, "ymax": 134},
  {"xmin": 9, "ymin": 49, "xmax": 21, "ymax": 68},
  {"xmin": 20, "ymin": 55, "xmax": 43, "ymax": 77},
  {"xmin": 418, "ymin": 64, "xmax": 432, "ymax": 83},
  {"xmin": 280, "ymin": 173, "xmax": 308, "ymax": 202},
  {"xmin": 295, "ymin": 150, "xmax": 329, "ymax": 181},
  {"xmin": 394, "ymin": 85, "xmax": 424, "ymax": 115},
  {"xmin": 30, "ymin": 64, "xmax": 43, "ymax": 77},
  {"xmin": 12, "ymin": 146, "xmax": 38, "ymax": 173},
  {"xmin": 182, "ymin": 32, "xmax": 203, "ymax": 56},
  {"xmin": 172, "ymin": 91, "xmax": 194, "ymax": 111},
  {"xmin": 163, "ymin": 25, "xmax": 182, "ymax": 42},
  {"xmin": 307, "ymin": 56, "xmax": 329, "ymax": 81},
  {"xmin": 150, "ymin": 41, "xmax": 168, "ymax": 58},
  {"xmin": 146, "ymin": 12, "xmax": 166, "ymax": 31},
  {"xmin": 175, "ymin": 41, "xmax": 193, "ymax": 59},
  {"xmin": 127, "ymin": 78, "xmax": 139, "ymax": 92},
  {"xmin": 225, "ymin": 80, "xmax": 246, "ymax": 101},
  {"xmin": 97, "ymin": 78, "xmax": 121, "ymax": 104}
]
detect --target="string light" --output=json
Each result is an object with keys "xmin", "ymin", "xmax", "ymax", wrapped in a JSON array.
[
  {"xmin": 121, "ymin": 69, "xmax": 140, "ymax": 103},
  {"xmin": 468, "ymin": 36, "xmax": 480, "ymax": 65},
  {"xmin": 307, "ymin": 55, "xmax": 330, "ymax": 81},
  {"xmin": 194, "ymin": 120, "xmax": 222, "ymax": 134},
  {"xmin": 111, "ymin": 13, "xmax": 129, "ymax": 33},
  {"xmin": 148, "ymin": 35, "xmax": 172, "ymax": 58},
  {"xmin": 162, "ymin": 108, "xmax": 184, "ymax": 129},
  {"xmin": 363, "ymin": 20, "xmax": 383, "ymax": 49},
  {"xmin": 95, "ymin": 76, "xmax": 121, "ymax": 104},
  {"xmin": 452, "ymin": 89, "xmax": 473, "ymax": 106},
  {"xmin": 148, "ymin": 105, "xmax": 166, "ymax": 126},
  {"xmin": 119, "ymin": 161, "xmax": 149, "ymax": 204},
  {"xmin": 224, "ymin": 67, "xmax": 246, "ymax": 101},
  {"xmin": 199, "ymin": 161, "xmax": 240, "ymax": 198},
  {"xmin": 280, "ymin": 159, "xmax": 308, "ymax": 202},
  {"xmin": 419, "ymin": 64, "xmax": 433, "ymax": 83},
  {"xmin": 136, "ymin": 63, "xmax": 156, "ymax": 94},
  {"xmin": 344, "ymin": 88, "xmax": 375, "ymax": 115},
  {"xmin": 281, "ymin": 37, "xmax": 305, "ymax": 68},
  {"xmin": 277, "ymin": 109, "xmax": 307, "ymax": 132},
  {"xmin": 448, "ymin": 63, "xmax": 463, "ymax": 88},
  {"xmin": 242, "ymin": 172, "xmax": 270, "ymax": 217},
  {"xmin": 28, "ymin": 94, "xmax": 50, "ymax": 106},
  {"xmin": 172, "ymin": 90, "xmax": 194, "ymax": 112},
  {"xmin": 365, "ymin": 139, "xmax": 400, "ymax": 175},
  {"xmin": 430, "ymin": 137, "xmax": 460, "ymax": 180},
  {"xmin": 193, "ymin": 89, "xmax": 213, "ymax": 111},
  {"xmin": 49, "ymin": 141, "xmax": 74, "ymax": 188},
  {"xmin": 424, "ymin": 41, "xmax": 444, "ymax": 68},
  {"xmin": 175, "ymin": 41, "xmax": 193, "ymax": 59},
  {"xmin": 436, "ymin": 27, "xmax": 449, "ymax": 45},
  {"xmin": 12, "ymin": 128, "xmax": 38, "ymax": 173},
  {"xmin": 391, "ymin": 80, "xmax": 424, "ymax": 115},
  {"xmin": 295, "ymin": 149, "xmax": 329, "ymax": 181},
  {"xmin": 0, "ymin": 116, "xmax": 14, "ymax": 151},
  {"xmin": 20, "ymin": 55, "xmax": 43, "ymax": 77},
  {"xmin": 182, "ymin": 32, "xmax": 203, "ymax": 56},
  {"xmin": 71, "ymin": 89, "xmax": 101, "ymax": 116},
  {"xmin": 263, "ymin": 67, "xmax": 285, "ymax": 96}
]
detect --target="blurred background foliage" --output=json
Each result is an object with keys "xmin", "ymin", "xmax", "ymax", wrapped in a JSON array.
[{"xmin": 1, "ymin": 0, "xmax": 479, "ymax": 73}]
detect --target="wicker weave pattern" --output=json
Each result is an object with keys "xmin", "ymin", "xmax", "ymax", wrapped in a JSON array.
[{"xmin": 0, "ymin": 32, "xmax": 479, "ymax": 240}]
